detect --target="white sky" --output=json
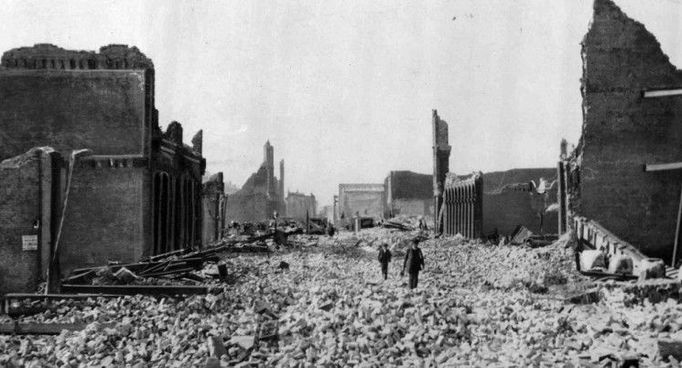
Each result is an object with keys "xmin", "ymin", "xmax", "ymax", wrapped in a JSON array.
[{"xmin": 2, "ymin": 0, "xmax": 682, "ymax": 207}]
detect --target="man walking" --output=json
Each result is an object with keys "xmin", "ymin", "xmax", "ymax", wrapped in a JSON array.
[
  {"xmin": 378, "ymin": 243, "xmax": 392, "ymax": 280},
  {"xmin": 401, "ymin": 240, "xmax": 425, "ymax": 289}
]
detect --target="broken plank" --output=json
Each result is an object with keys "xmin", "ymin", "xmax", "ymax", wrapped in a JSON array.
[
  {"xmin": 644, "ymin": 162, "xmax": 682, "ymax": 172},
  {"xmin": 643, "ymin": 89, "xmax": 682, "ymax": 98},
  {"xmin": 60, "ymin": 284, "xmax": 220, "ymax": 296},
  {"xmin": 2, "ymin": 293, "xmax": 120, "ymax": 314},
  {"xmin": 0, "ymin": 322, "xmax": 86, "ymax": 335},
  {"xmin": 142, "ymin": 267, "xmax": 196, "ymax": 278},
  {"xmin": 145, "ymin": 248, "xmax": 190, "ymax": 262}
]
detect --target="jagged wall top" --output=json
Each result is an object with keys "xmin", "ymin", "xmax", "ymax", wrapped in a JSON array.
[
  {"xmin": 582, "ymin": 0, "xmax": 682, "ymax": 92},
  {"xmin": 1, "ymin": 43, "xmax": 154, "ymax": 71}
]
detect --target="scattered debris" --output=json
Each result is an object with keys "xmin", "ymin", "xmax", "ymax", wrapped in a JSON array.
[{"xmin": 1, "ymin": 228, "xmax": 681, "ymax": 367}]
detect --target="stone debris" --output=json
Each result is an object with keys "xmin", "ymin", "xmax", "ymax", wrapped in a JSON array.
[
  {"xmin": 639, "ymin": 258, "xmax": 667, "ymax": 281},
  {"xmin": 1, "ymin": 228, "xmax": 681, "ymax": 367},
  {"xmin": 608, "ymin": 254, "xmax": 634, "ymax": 275}
]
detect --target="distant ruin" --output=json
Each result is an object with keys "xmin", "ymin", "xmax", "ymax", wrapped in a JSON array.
[{"xmin": 225, "ymin": 141, "xmax": 285, "ymax": 222}]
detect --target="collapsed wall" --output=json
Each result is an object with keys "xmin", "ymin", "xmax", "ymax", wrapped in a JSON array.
[
  {"xmin": 482, "ymin": 168, "xmax": 558, "ymax": 236},
  {"xmin": 570, "ymin": 0, "xmax": 682, "ymax": 261}
]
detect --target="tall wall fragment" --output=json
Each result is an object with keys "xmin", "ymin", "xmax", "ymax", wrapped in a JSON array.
[
  {"xmin": 570, "ymin": 0, "xmax": 682, "ymax": 261},
  {"xmin": 432, "ymin": 110, "xmax": 451, "ymax": 231}
]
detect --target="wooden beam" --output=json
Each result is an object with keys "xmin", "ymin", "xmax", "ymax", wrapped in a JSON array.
[
  {"xmin": 60, "ymin": 284, "xmax": 219, "ymax": 296},
  {"xmin": 0, "ymin": 323, "xmax": 86, "ymax": 335},
  {"xmin": 643, "ymin": 89, "xmax": 682, "ymax": 98},
  {"xmin": 644, "ymin": 162, "xmax": 682, "ymax": 172}
]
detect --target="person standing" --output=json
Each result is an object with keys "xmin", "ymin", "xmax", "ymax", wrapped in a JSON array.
[
  {"xmin": 401, "ymin": 240, "xmax": 425, "ymax": 289},
  {"xmin": 378, "ymin": 243, "xmax": 392, "ymax": 280}
]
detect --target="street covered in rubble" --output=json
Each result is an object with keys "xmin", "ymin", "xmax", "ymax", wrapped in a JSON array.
[
  {"xmin": 5, "ymin": 0, "xmax": 682, "ymax": 366},
  {"xmin": 2, "ymin": 228, "xmax": 682, "ymax": 367}
]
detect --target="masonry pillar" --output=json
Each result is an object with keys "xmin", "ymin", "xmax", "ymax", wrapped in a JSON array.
[{"xmin": 432, "ymin": 110, "xmax": 451, "ymax": 232}]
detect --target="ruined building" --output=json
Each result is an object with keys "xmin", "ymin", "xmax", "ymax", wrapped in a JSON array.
[
  {"xmin": 285, "ymin": 192, "xmax": 317, "ymax": 221},
  {"xmin": 560, "ymin": 0, "xmax": 682, "ymax": 263},
  {"xmin": 0, "ymin": 44, "xmax": 206, "ymax": 293},
  {"xmin": 384, "ymin": 171, "xmax": 433, "ymax": 218},
  {"xmin": 337, "ymin": 184, "xmax": 385, "ymax": 227},
  {"xmin": 226, "ymin": 141, "xmax": 285, "ymax": 222}
]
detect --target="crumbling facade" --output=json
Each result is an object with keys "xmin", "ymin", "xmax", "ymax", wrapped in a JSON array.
[
  {"xmin": 384, "ymin": 171, "xmax": 433, "ymax": 218},
  {"xmin": 432, "ymin": 110, "xmax": 451, "ymax": 231},
  {"xmin": 285, "ymin": 192, "xmax": 317, "ymax": 221},
  {"xmin": 0, "ymin": 44, "xmax": 206, "ymax": 284},
  {"xmin": 563, "ymin": 0, "xmax": 682, "ymax": 262},
  {"xmin": 226, "ymin": 141, "xmax": 285, "ymax": 222},
  {"xmin": 337, "ymin": 184, "xmax": 385, "ymax": 227},
  {"xmin": 202, "ymin": 172, "xmax": 227, "ymax": 246}
]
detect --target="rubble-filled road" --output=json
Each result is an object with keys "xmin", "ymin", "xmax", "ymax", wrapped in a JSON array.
[{"xmin": 2, "ymin": 229, "xmax": 682, "ymax": 367}]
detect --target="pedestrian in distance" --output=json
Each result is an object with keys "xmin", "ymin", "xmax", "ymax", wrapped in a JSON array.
[
  {"xmin": 401, "ymin": 240, "xmax": 425, "ymax": 289},
  {"xmin": 378, "ymin": 243, "xmax": 392, "ymax": 280}
]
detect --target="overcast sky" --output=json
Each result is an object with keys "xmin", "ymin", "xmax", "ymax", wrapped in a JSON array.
[{"xmin": 2, "ymin": 0, "xmax": 682, "ymax": 207}]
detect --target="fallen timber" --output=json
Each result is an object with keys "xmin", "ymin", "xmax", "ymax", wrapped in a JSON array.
[
  {"xmin": 60, "ymin": 284, "xmax": 221, "ymax": 296},
  {"xmin": 0, "ymin": 322, "xmax": 94, "ymax": 335},
  {"xmin": 2, "ymin": 293, "xmax": 119, "ymax": 315}
]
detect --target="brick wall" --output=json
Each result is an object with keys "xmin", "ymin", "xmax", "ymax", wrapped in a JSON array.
[
  {"xmin": 481, "ymin": 168, "xmax": 558, "ymax": 236},
  {"xmin": 0, "ymin": 148, "xmax": 61, "ymax": 293},
  {"xmin": 59, "ymin": 166, "xmax": 149, "ymax": 273},
  {"xmin": 385, "ymin": 171, "xmax": 433, "ymax": 218},
  {"xmin": 391, "ymin": 199, "xmax": 433, "ymax": 217},
  {"xmin": 0, "ymin": 69, "xmax": 149, "ymax": 160},
  {"xmin": 575, "ymin": 0, "xmax": 682, "ymax": 260}
]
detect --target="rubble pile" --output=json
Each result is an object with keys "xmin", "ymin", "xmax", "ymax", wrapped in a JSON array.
[{"xmin": 1, "ymin": 229, "xmax": 682, "ymax": 367}]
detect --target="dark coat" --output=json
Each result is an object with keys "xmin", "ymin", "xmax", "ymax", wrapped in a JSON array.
[
  {"xmin": 378, "ymin": 248, "xmax": 392, "ymax": 264},
  {"xmin": 403, "ymin": 247, "xmax": 425, "ymax": 273}
]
